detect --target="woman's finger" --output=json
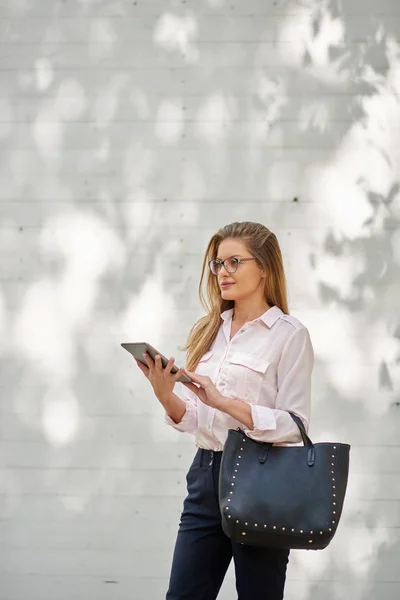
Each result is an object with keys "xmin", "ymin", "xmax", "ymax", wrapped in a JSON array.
[
  {"xmin": 154, "ymin": 354, "xmax": 164, "ymax": 372},
  {"xmin": 172, "ymin": 367, "xmax": 184, "ymax": 381},
  {"xmin": 182, "ymin": 381, "xmax": 199, "ymax": 392},
  {"xmin": 164, "ymin": 357, "xmax": 175, "ymax": 375},
  {"xmin": 184, "ymin": 369, "xmax": 200, "ymax": 380},
  {"xmin": 182, "ymin": 381, "xmax": 206, "ymax": 403},
  {"xmin": 142, "ymin": 353, "xmax": 154, "ymax": 370},
  {"xmin": 184, "ymin": 370, "xmax": 208, "ymax": 387},
  {"xmin": 135, "ymin": 357, "xmax": 149, "ymax": 377}
]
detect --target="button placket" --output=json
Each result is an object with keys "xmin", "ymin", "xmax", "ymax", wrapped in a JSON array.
[{"xmin": 207, "ymin": 408, "xmax": 216, "ymax": 431}]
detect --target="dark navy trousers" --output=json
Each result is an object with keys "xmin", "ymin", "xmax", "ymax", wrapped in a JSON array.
[{"xmin": 166, "ymin": 448, "xmax": 290, "ymax": 600}]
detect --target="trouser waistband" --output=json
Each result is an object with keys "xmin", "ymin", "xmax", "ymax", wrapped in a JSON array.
[{"xmin": 196, "ymin": 448, "xmax": 223, "ymax": 467}]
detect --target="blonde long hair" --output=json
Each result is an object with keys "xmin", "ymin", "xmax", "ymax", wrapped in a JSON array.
[{"xmin": 183, "ymin": 221, "xmax": 289, "ymax": 371}]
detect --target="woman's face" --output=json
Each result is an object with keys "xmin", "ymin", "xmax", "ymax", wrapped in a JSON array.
[{"xmin": 215, "ymin": 239, "xmax": 265, "ymax": 301}]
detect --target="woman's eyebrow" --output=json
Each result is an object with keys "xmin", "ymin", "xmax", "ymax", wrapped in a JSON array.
[{"xmin": 215, "ymin": 254, "xmax": 242, "ymax": 261}]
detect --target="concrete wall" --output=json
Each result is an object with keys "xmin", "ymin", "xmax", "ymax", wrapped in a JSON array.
[{"xmin": 1, "ymin": 0, "xmax": 400, "ymax": 598}]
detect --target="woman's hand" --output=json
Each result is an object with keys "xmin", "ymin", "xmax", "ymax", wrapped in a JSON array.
[
  {"xmin": 183, "ymin": 369, "xmax": 253, "ymax": 429},
  {"xmin": 134, "ymin": 354, "xmax": 184, "ymax": 403},
  {"xmin": 182, "ymin": 370, "xmax": 225, "ymax": 410}
]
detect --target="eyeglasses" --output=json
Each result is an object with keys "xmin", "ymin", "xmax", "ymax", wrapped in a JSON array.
[{"xmin": 208, "ymin": 257, "xmax": 256, "ymax": 275}]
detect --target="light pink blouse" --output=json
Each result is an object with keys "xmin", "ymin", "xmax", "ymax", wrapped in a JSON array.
[{"xmin": 165, "ymin": 305, "xmax": 314, "ymax": 450}]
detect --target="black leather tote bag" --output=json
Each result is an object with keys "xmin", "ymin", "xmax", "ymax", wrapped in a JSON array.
[{"xmin": 219, "ymin": 413, "xmax": 350, "ymax": 550}]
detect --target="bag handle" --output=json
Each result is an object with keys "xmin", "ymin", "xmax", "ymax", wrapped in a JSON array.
[
  {"xmin": 238, "ymin": 413, "xmax": 313, "ymax": 447},
  {"xmin": 289, "ymin": 412, "xmax": 316, "ymax": 466},
  {"xmin": 237, "ymin": 413, "xmax": 315, "ymax": 466},
  {"xmin": 288, "ymin": 412, "xmax": 313, "ymax": 447}
]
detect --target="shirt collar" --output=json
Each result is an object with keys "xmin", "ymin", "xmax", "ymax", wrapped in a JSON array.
[{"xmin": 220, "ymin": 305, "xmax": 283, "ymax": 328}]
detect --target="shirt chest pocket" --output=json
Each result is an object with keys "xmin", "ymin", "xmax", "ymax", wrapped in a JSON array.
[{"xmin": 227, "ymin": 352, "xmax": 270, "ymax": 404}]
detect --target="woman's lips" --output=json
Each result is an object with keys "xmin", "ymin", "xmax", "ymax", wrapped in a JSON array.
[{"xmin": 221, "ymin": 283, "xmax": 234, "ymax": 288}]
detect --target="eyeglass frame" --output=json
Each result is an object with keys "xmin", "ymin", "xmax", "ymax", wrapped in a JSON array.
[{"xmin": 208, "ymin": 256, "xmax": 257, "ymax": 275}]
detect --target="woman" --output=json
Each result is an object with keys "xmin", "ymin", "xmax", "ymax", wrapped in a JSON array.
[{"xmin": 135, "ymin": 221, "xmax": 314, "ymax": 600}]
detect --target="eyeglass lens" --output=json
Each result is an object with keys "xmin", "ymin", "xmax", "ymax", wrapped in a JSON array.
[{"xmin": 210, "ymin": 258, "xmax": 239, "ymax": 274}]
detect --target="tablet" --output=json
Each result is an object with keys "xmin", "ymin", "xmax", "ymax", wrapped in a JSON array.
[{"xmin": 121, "ymin": 342, "xmax": 192, "ymax": 383}]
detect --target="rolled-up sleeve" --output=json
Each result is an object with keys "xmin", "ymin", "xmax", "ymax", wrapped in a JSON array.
[
  {"xmin": 164, "ymin": 381, "xmax": 198, "ymax": 435},
  {"xmin": 243, "ymin": 326, "xmax": 314, "ymax": 443}
]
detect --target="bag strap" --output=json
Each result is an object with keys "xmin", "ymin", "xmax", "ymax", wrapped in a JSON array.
[
  {"xmin": 289, "ymin": 413, "xmax": 316, "ymax": 466},
  {"xmin": 238, "ymin": 413, "xmax": 315, "ymax": 466},
  {"xmin": 288, "ymin": 412, "xmax": 313, "ymax": 448}
]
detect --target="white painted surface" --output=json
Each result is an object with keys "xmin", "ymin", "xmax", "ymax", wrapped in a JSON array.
[{"xmin": 1, "ymin": 0, "xmax": 400, "ymax": 598}]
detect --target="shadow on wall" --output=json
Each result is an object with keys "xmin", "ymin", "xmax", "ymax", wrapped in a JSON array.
[{"xmin": 0, "ymin": 0, "xmax": 399, "ymax": 598}]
